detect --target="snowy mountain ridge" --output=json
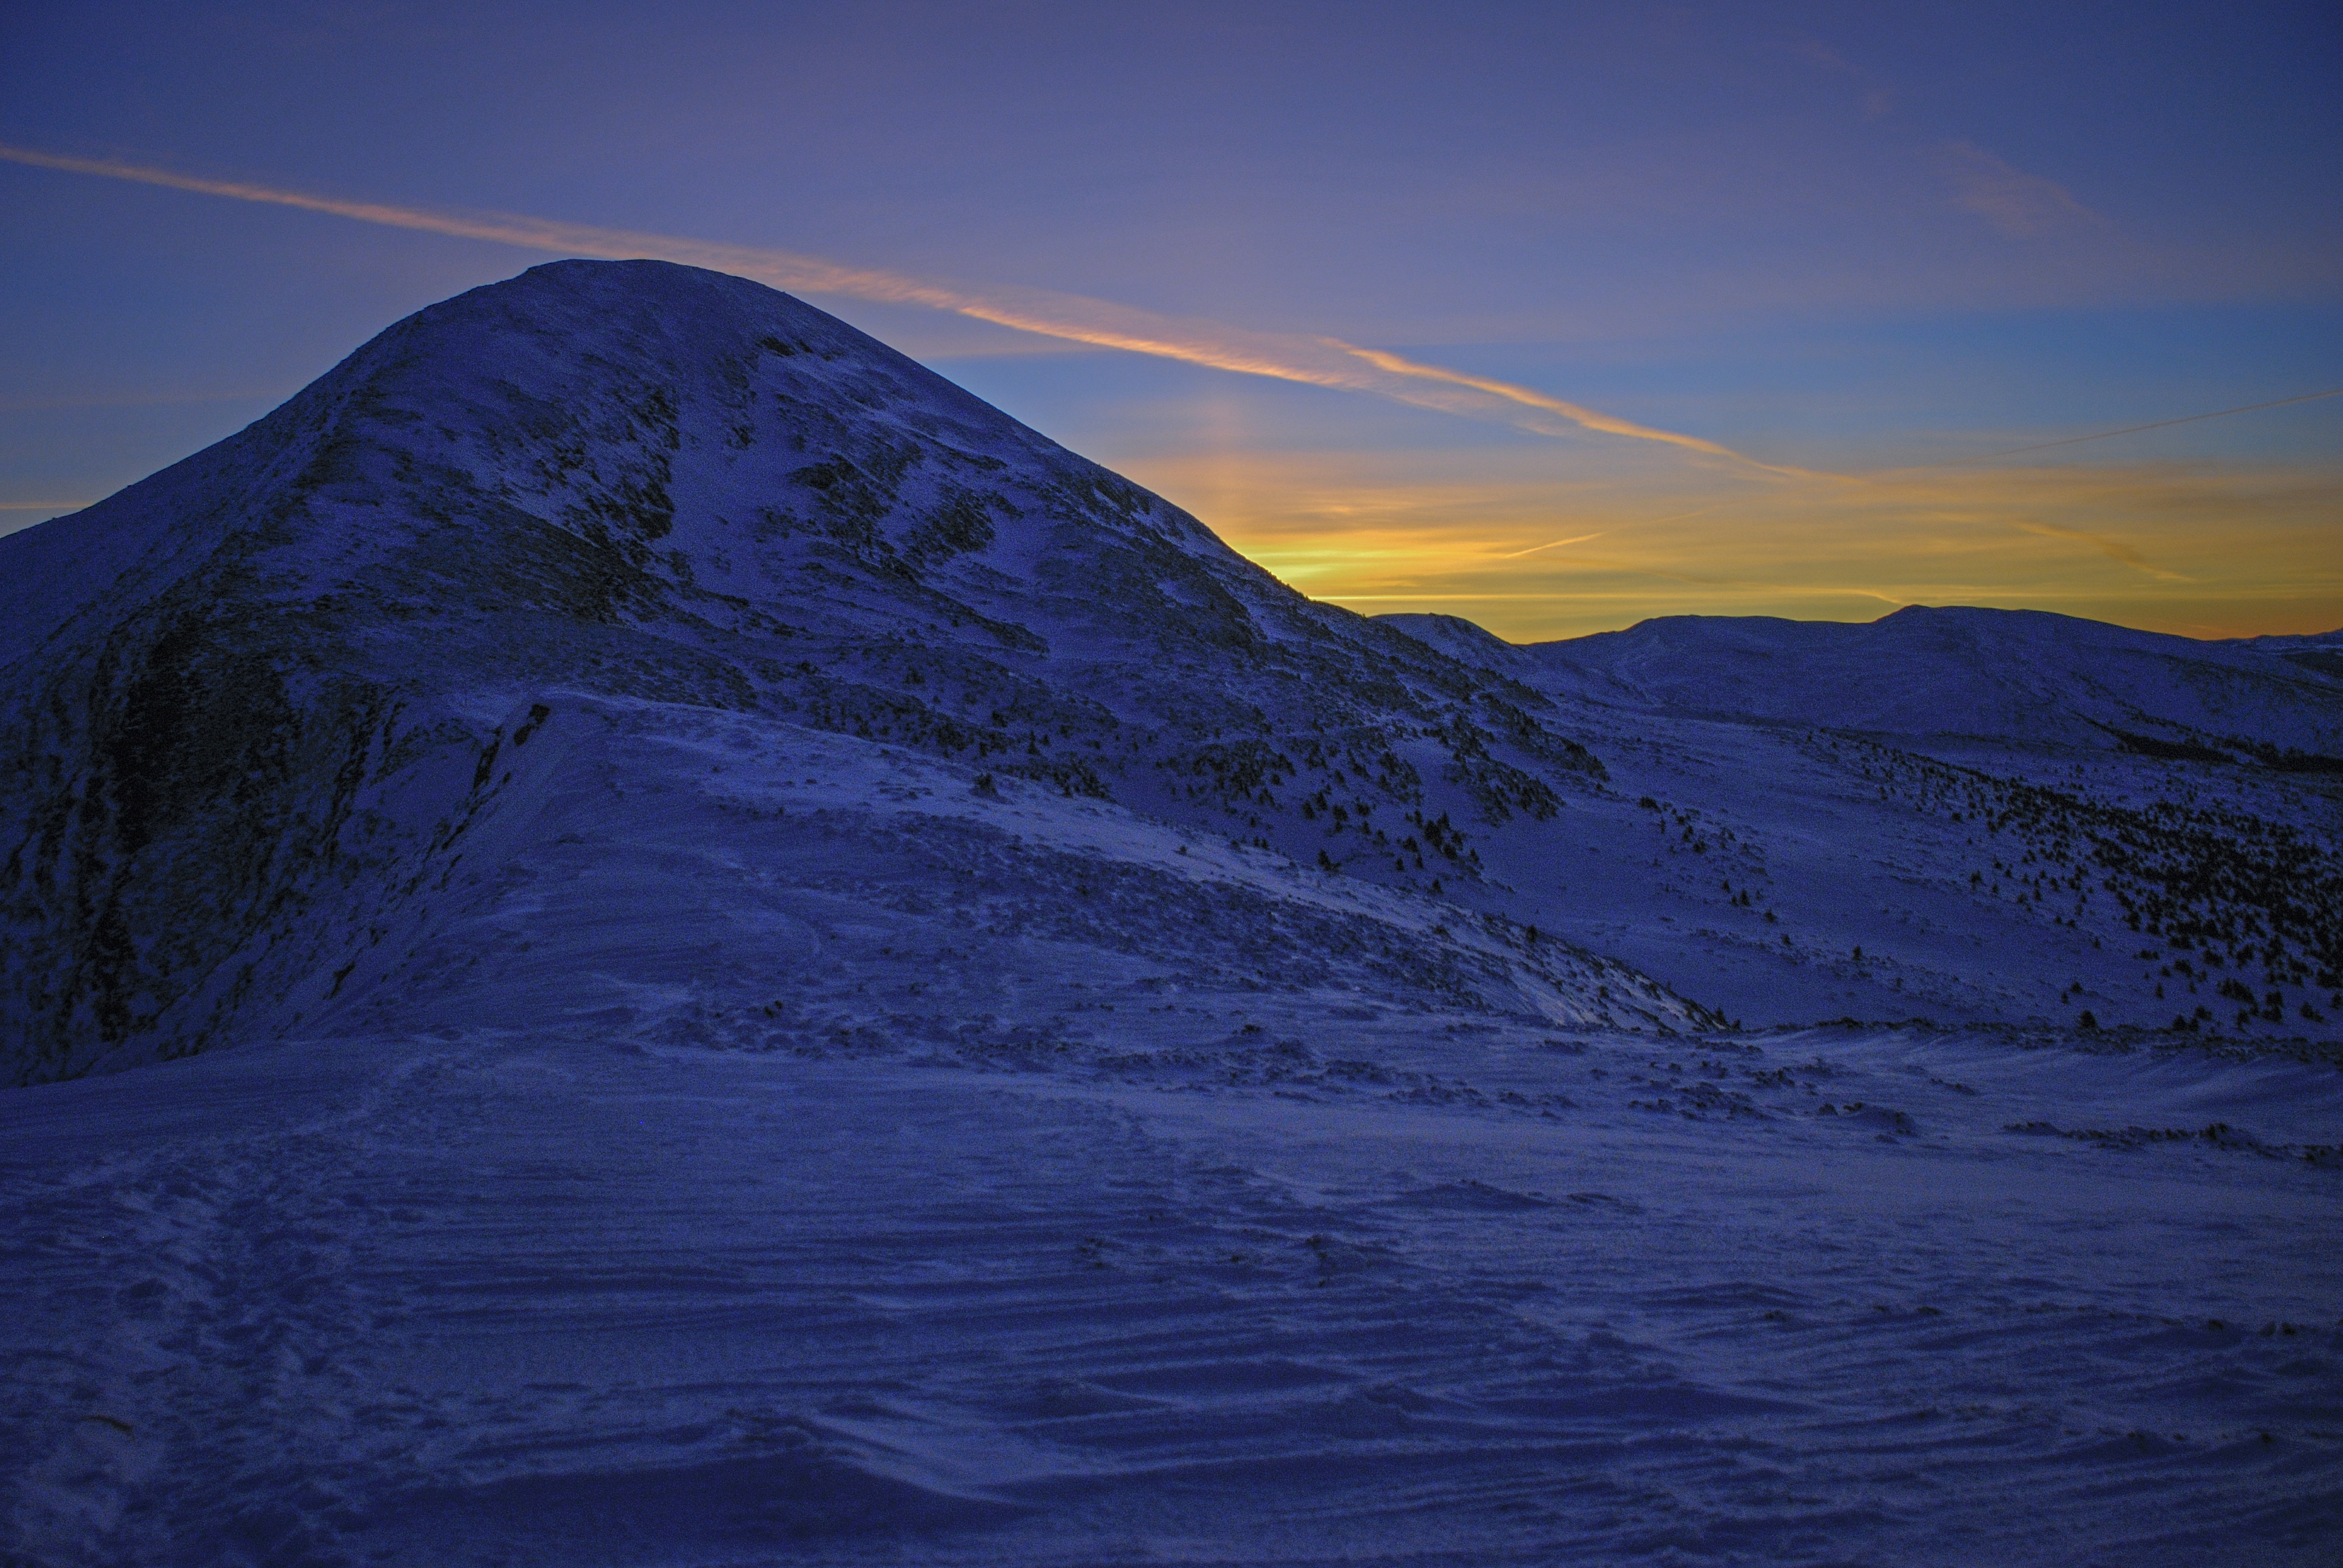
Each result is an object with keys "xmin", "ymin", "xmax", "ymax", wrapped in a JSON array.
[
  {"xmin": 4, "ymin": 261, "xmax": 2339, "ymax": 1567},
  {"xmin": 6, "ymin": 260, "xmax": 2342, "ymax": 1087},
  {"xmin": 1383, "ymin": 605, "xmax": 2343, "ymax": 758},
  {"xmin": 1, "ymin": 260, "xmax": 1670, "ymax": 1086}
]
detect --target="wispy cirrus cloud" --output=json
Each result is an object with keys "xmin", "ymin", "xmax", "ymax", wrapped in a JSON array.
[
  {"xmin": 1939, "ymin": 141, "xmax": 2108, "ymax": 237},
  {"xmin": 1792, "ymin": 41, "xmax": 1895, "ymax": 119},
  {"xmin": 0, "ymin": 142, "xmax": 1789, "ymax": 476},
  {"xmin": 2006, "ymin": 518, "xmax": 2191, "ymax": 581},
  {"xmin": 1337, "ymin": 346, "xmax": 1820, "ymax": 476},
  {"xmin": 1865, "ymin": 388, "xmax": 2343, "ymax": 473}
]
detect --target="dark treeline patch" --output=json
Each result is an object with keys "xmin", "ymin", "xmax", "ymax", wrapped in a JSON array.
[
  {"xmin": 2101, "ymin": 726, "xmax": 2233, "ymax": 765},
  {"xmin": 1815, "ymin": 733, "xmax": 2343, "ymax": 1027},
  {"xmin": 0, "ymin": 582, "xmax": 419, "ymax": 1081},
  {"xmin": 2279, "ymin": 648, "xmax": 2343, "ymax": 680}
]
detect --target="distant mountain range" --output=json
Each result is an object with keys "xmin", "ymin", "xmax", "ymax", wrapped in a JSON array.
[
  {"xmin": 1388, "ymin": 606, "xmax": 2343, "ymax": 761},
  {"xmin": 5, "ymin": 260, "xmax": 2338, "ymax": 1085}
]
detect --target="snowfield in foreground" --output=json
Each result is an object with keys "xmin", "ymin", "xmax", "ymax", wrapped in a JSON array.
[
  {"xmin": 5, "ymin": 707, "xmax": 2340, "ymax": 1564},
  {"xmin": 5, "ymin": 261, "xmax": 2339, "ymax": 1563},
  {"xmin": 6, "ymin": 1005, "xmax": 2339, "ymax": 1565}
]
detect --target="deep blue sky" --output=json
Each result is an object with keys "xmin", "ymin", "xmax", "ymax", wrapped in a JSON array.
[{"xmin": 4, "ymin": 2, "xmax": 2336, "ymax": 636}]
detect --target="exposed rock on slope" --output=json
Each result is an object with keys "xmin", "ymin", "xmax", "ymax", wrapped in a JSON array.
[
  {"xmin": 0, "ymin": 261, "xmax": 1664, "ymax": 1084},
  {"xmin": 12, "ymin": 260, "xmax": 2335, "ymax": 1083}
]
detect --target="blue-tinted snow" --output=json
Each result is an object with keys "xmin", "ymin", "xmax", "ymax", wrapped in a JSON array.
[
  {"xmin": 5, "ymin": 993, "xmax": 2337, "ymax": 1563},
  {"xmin": 2, "ymin": 261, "xmax": 2338, "ymax": 1563}
]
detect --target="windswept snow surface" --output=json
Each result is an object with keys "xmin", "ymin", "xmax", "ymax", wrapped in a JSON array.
[
  {"xmin": 1380, "ymin": 609, "xmax": 2343, "ymax": 1039},
  {"xmin": 5, "ymin": 982, "xmax": 2339, "ymax": 1563},
  {"xmin": 4, "ymin": 261, "xmax": 2341, "ymax": 1562},
  {"xmin": 5, "ymin": 696, "xmax": 2341, "ymax": 1566}
]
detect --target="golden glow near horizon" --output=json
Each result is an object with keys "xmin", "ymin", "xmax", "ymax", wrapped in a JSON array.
[
  {"xmin": 1124, "ymin": 445, "xmax": 2343, "ymax": 641},
  {"xmin": 2, "ymin": 144, "xmax": 2335, "ymax": 641}
]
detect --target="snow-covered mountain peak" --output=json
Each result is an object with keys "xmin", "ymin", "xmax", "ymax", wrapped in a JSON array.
[
  {"xmin": 8, "ymin": 264, "xmax": 2339, "ymax": 1564},
  {"xmin": 0, "ymin": 262, "xmax": 1653, "ymax": 1083},
  {"xmin": 4, "ymin": 261, "xmax": 2336, "ymax": 1087},
  {"xmin": 5, "ymin": 260, "xmax": 1276, "ymax": 673}
]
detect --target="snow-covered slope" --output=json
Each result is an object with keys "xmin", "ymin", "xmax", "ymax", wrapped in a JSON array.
[
  {"xmin": 7, "ymin": 260, "xmax": 2339, "ymax": 1083},
  {"xmin": 1379, "ymin": 609, "xmax": 2343, "ymax": 1043},
  {"xmin": 6, "ymin": 998, "xmax": 2338, "ymax": 1566},
  {"xmin": 5, "ymin": 261, "xmax": 2340, "ymax": 1566},
  {"xmin": 1447, "ymin": 605, "xmax": 2343, "ymax": 757},
  {"xmin": 0, "ymin": 260, "xmax": 1683, "ymax": 1087}
]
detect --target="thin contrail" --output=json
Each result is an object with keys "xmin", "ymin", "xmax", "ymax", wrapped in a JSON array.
[
  {"xmin": 1872, "ymin": 388, "xmax": 2343, "ymax": 473},
  {"xmin": 1340, "ymin": 347, "xmax": 1823, "ymax": 477},
  {"xmin": 0, "ymin": 142, "xmax": 1784, "ymax": 473},
  {"xmin": 1500, "ymin": 505, "xmax": 1738, "ymax": 559},
  {"xmin": 1499, "ymin": 531, "xmax": 1606, "ymax": 560}
]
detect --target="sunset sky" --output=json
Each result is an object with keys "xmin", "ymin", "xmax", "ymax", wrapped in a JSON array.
[{"xmin": 2, "ymin": 1, "xmax": 2336, "ymax": 639}]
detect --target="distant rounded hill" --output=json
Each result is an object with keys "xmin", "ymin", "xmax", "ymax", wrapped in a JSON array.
[
  {"xmin": 3, "ymin": 260, "xmax": 2336, "ymax": 1085},
  {"xmin": 1383, "ymin": 606, "xmax": 2343, "ymax": 762}
]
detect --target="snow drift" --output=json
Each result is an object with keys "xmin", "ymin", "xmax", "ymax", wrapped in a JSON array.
[{"xmin": 4, "ymin": 261, "xmax": 2339, "ymax": 1567}]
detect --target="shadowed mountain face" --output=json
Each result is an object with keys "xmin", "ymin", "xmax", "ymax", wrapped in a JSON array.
[
  {"xmin": 4, "ymin": 269, "xmax": 2343, "ymax": 1566},
  {"xmin": 6, "ymin": 261, "xmax": 2339, "ymax": 1088},
  {"xmin": 0, "ymin": 261, "xmax": 1636, "ymax": 1085},
  {"xmin": 10, "ymin": 268, "xmax": 2342, "ymax": 1568}
]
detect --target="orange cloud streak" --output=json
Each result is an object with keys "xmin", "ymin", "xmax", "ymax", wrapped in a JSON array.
[
  {"xmin": 0, "ymin": 142, "xmax": 1783, "ymax": 472},
  {"xmin": 1339, "ymin": 345, "xmax": 1814, "ymax": 475}
]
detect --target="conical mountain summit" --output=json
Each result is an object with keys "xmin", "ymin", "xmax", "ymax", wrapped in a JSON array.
[
  {"xmin": 0, "ymin": 261, "xmax": 1657, "ymax": 1083},
  {"xmin": 13, "ymin": 260, "xmax": 2336, "ymax": 1086},
  {"xmin": 9, "ymin": 276, "xmax": 2339, "ymax": 1568}
]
